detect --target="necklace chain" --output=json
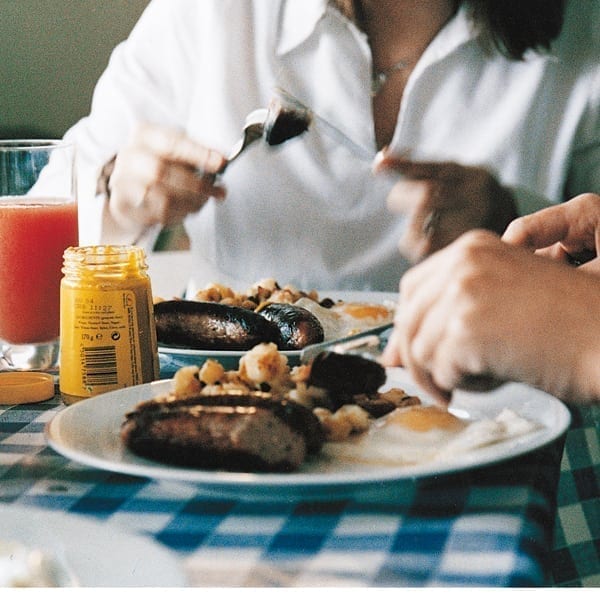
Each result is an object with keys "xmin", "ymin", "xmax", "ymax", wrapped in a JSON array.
[{"xmin": 371, "ymin": 58, "xmax": 410, "ymax": 96}]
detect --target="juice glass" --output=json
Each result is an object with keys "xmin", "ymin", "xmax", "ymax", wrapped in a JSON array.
[{"xmin": 0, "ymin": 140, "xmax": 78, "ymax": 371}]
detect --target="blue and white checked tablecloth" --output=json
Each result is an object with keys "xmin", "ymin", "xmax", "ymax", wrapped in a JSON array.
[
  {"xmin": 1, "ymin": 388, "xmax": 590, "ymax": 588},
  {"xmin": 550, "ymin": 403, "xmax": 599, "ymax": 587}
]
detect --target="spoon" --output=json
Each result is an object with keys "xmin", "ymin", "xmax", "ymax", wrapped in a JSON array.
[
  {"xmin": 215, "ymin": 97, "xmax": 311, "ymax": 176},
  {"xmin": 216, "ymin": 108, "xmax": 267, "ymax": 175}
]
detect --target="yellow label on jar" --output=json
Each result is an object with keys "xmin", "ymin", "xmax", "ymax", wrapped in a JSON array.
[{"xmin": 60, "ymin": 287, "xmax": 145, "ymax": 397}]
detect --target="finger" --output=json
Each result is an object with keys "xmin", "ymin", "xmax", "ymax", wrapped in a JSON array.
[
  {"xmin": 502, "ymin": 207, "xmax": 570, "ymax": 248},
  {"xmin": 395, "ymin": 267, "xmax": 449, "ymax": 381},
  {"xmin": 393, "ymin": 302, "xmax": 438, "ymax": 400},
  {"xmin": 375, "ymin": 155, "xmax": 460, "ymax": 180},
  {"xmin": 580, "ymin": 256, "xmax": 600, "ymax": 275},
  {"xmin": 372, "ymin": 147, "xmax": 409, "ymax": 173},
  {"xmin": 405, "ymin": 349, "xmax": 452, "ymax": 405},
  {"xmin": 135, "ymin": 122, "xmax": 226, "ymax": 173},
  {"xmin": 502, "ymin": 195, "xmax": 600, "ymax": 253},
  {"xmin": 386, "ymin": 178, "xmax": 436, "ymax": 213},
  {"xmin": 406, "ymin": 291, "xmax": 471, "ymax": 404},
  {"xmin": 380, "ymin": 327, "xmax": 404, "ymax": 367},
  {"xmin": 157, "ymin": 160, "xmax": 227, "ymax": 201},
  {"xmin": 144, "ymin": 180, "xmax": 222, "ymax": 225},
  {"xmin": 533, "ymin": 243, "xmax": 572, "ymax": 262}
]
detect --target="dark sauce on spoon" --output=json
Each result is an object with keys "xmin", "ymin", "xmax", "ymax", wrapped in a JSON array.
[{"xmin": 264, "ymin": 98, "xmax": 311, "ymax": 146}]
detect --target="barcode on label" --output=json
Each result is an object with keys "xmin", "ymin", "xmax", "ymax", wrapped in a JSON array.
[{"xmin": 82, "ymin": 345, "xmax": 118, "ymax": 386}]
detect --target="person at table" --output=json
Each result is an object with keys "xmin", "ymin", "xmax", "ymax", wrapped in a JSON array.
[
  {"xmin": 66, "ymin": 0, "xmax": 598, "ymax": 293},
  {"xmin": 381, "ymin": 192, "xmax": 600, "ymax": 405}
]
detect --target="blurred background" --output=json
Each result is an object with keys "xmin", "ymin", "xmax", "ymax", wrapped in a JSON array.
[{"xmin": 1, "ymin": 0, "xmax": 149, "ymax": 139}]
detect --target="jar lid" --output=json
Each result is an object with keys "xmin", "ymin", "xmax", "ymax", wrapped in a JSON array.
[{"xmin": 0, "ymin": 372, "xmax": 55, "ymax": 405}]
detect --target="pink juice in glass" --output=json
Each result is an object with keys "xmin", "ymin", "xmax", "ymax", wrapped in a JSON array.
[{"xmin": 0, "ymin": 198, "xmax": 79, "ymax": 344}]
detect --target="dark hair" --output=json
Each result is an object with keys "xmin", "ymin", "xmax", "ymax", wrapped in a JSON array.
[{"xmin": 461, "ymin": 0, "xmax": 567, "ymax": 60}]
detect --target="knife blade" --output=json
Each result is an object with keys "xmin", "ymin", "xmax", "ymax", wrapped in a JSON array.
[
  {"xmin": 299, "ymin": 322, "xmax": 393, "ymax": 364},
  {"xmin": 274, "ymin": 87, "xmax": 374, "ymax": 162}
]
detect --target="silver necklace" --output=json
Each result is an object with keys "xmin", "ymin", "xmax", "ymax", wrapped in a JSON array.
[{"xmin": 371, "ymin": 58, "xmax": 410, "ymax": 96}]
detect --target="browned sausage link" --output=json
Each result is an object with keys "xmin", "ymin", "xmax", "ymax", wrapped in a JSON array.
[
  {"xmin": 125, "ymin": 391, "xmax": 325, "ymax": 455},
  {"xmin": 121, "ymin": 392, "xmax": 325, "ymax": 471},
  {"xmin": 257, "ymin": 302, "xmax": 324, "ymax": 350},
  {"xmin": 154, "ymin": 300, "xmax": 282, "ymax": 350},
  {"xmin": 308, "ymin": 351, "xmax": 387, "ymax": 396}
]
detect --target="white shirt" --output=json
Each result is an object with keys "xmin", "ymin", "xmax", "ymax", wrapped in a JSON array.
[{"xmin": 68, "ymin": 0, "xmax": 600, "ymax": 292}]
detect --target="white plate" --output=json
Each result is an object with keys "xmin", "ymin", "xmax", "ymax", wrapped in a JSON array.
[
  {"xmin": 0, "ymin": 505, "xmax": 186, "ymax": 586},
  {"xmin": 158, "ymin": 290, "xmax": 396, "ymax": 372},
  {"xmin": 45, "ymin": 368, "xmax": 571, "ymax": 501}
]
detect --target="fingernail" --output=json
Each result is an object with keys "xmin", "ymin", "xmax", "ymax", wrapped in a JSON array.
[{"xmin": 372, "ymin": 149, "xmax": 388, "ymax": 173}]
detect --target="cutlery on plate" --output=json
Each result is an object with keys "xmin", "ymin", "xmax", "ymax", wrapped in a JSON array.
[{"xmin": 300, "ymin": 322, "xmax": 393, "ymax": 364}]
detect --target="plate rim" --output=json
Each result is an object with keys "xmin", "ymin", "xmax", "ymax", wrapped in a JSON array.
[
  {"xmin": 0, "ymin": 504, "xmax": 186, "ymax": 586},
  {"xmin": 45, "ymin": 370, "xmax": 571, "ymax": 499}
]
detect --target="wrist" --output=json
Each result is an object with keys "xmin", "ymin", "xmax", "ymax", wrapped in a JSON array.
[{"xmin": 96, "ymin": 155, "xmax": 116, "ymax": 197}]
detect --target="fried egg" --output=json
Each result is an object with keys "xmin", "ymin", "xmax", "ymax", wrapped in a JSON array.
[
  {"xmin": 323, "ymin": 404, "xmax": 540, "ymax": 467},
  {"xmin": 294, "ymin": 297, "xmax": 394, "ymax": 341}
]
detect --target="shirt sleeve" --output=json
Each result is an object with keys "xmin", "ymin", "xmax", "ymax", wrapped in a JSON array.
[
  {"xmin": 66, "ymin": 0, "xmax": 199, "ymax": 245},
  {"xmin": 561, "ymin": 65, "xmax": 600, "ymax": 200}
]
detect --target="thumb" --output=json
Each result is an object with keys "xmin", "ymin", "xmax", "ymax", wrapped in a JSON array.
[{"xmin": 380, "ymin": 327, "xmax": 405, "ymax": 367}]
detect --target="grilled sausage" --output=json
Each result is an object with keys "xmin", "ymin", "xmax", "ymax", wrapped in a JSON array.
[
  {"xmin": 154, "ymin": 300, "xmax": 281, "ymax": 350},
  {"xmin": 308, "ymin": 351, "xmax": 387, "ymax": 396},
  {"xmin": 257, "ymin": 302, "xmax": 324, "ymax": 350},
  {"xmin": 121, "ymin": 391, "xmax": 325, "ymax": 472}
]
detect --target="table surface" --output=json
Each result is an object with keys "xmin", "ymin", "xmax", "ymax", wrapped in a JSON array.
[{"xmin": 0, "ymin": 381, "xmax": 575, "ymax": 589}]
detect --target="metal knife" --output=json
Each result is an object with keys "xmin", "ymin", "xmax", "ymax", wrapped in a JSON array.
[{"xmin": 300, "ymin": 322, "xmax": 393, "ymax": 364}]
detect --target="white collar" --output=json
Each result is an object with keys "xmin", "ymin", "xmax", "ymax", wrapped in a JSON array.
[
  {"xmin": 425, "ymin": 4, "xmax": 478, "ymax": 63},
  {"xmin": 277, "ymin": 1, "xmax": 478, "ymax": 63},
  {"xmin": 276, "ymin": 0, "xmax": 329, "ymax": 57}
]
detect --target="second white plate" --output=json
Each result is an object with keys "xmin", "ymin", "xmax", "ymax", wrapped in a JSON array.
[
  {"xmin": 0, "ymin": 505, "xmax": 186, "ymax": 586},
  {"xmin": 158, "ymin": 290, "xmax": 396, "ymax": 373}
]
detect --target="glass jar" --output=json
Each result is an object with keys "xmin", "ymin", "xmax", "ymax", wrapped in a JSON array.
[{"xmin": 59, "ymin": 245, "xmax": 159, "ymax": 404}]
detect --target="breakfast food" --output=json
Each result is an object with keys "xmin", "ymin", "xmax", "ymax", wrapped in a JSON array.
[
  {"xmin": 322, "ymin": 404, "xmax": 541, "ymax": 467},
  {"xmin": 122, "ymin": 343, "xmax": 542, "ymax": 474},
  {"xmin": 256, "ymin": 302, "xmax": 324, "ymax": 349},
  {"xmin": 264, "ymin": 96, "xmax": 311, "ymax": 146},
  {"xmin": 154, "ymin": 300, "xmax": 282, "ymax": 350},
  {"xmin": 153, "ymin": 279, "xmax": 394, "ymax": 351},
  {"xmin": 121, "ymin": 392, "xmax": 324, "ymax": 472},
  {"xmin": 121, "ymin": 342, "xmax": 416, "ymax": 471}
]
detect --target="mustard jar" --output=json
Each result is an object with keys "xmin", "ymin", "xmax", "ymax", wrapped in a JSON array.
[{"xmin": 59, "ymin": 245, "xmax": 159, "ymax": 404}]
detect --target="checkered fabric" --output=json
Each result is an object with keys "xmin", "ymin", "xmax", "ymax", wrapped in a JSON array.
[
  {"xmin": 550, "ymin": 404, "xmax": 600, "ymax": 587},
  {"xmin": 0, "ymin": 391, "xmax": 573, "ymax": 587}
]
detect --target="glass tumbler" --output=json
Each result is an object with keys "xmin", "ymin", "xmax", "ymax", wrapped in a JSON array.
[{"xmin": 0, "ymin": 140, "xmax": 79, "ymax": 371}]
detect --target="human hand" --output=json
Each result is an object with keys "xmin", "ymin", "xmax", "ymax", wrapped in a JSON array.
[
  {"xmin": 107, "ymin": 122, "xmax": 227, "ymax": 231},
  {"xmin": 502, "ymin": 192, "xmax": 600, "ymax": 274},
  {"xmin": 381, "ymin": 229, "xmax": 600, "ymax": 405},
  {"xmin": 373, "ymin": 151, "xmax": 518, "ymax": 263}
]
